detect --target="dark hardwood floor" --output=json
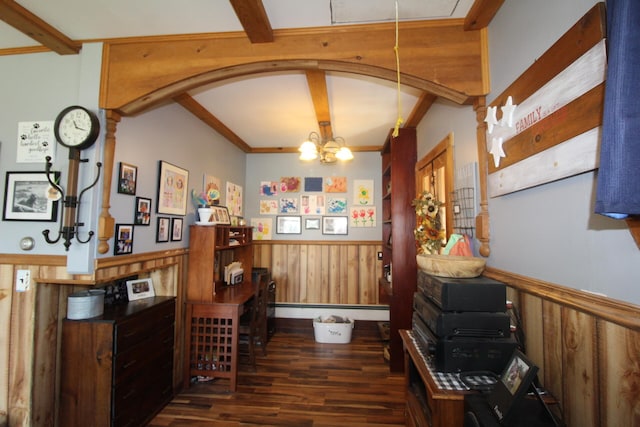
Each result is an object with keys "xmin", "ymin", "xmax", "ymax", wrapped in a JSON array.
[{"xmin": 149, "ymin": 324, "xmax": 406, "ymax": 426}]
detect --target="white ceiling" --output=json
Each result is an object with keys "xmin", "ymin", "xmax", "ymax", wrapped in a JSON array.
[{"xmin": 1, "ymin": 0, "xmax": 475, "ymax": 152}]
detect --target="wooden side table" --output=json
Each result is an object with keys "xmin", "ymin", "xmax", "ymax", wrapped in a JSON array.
[{"xmin": 400, "ymin": 330, "xmax": 468, "ymax": 427}]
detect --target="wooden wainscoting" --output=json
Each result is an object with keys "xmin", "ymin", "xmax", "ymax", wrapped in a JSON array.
[
  {"xmin": 0, "ymin": 250, "xmax": 187, "ymax": 427},
  {"xmin": 484, "ymin": 267, "xmax": 640, "ymax": 427},
  {"xmin": 253, "ymin": 240, "xmax": 383, "ymax": 305}
]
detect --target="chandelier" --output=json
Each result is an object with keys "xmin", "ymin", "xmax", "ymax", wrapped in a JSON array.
[{"xmin": 299, "ymin": 122, "xmax": 353, "ymax": 164}]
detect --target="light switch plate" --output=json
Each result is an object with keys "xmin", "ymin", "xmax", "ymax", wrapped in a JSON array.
[{"xmin": 16, "ymin": 270, "xmax": 31, "ymax": 292}]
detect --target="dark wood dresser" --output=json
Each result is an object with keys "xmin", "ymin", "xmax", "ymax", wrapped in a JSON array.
[{"xmin": 60, "ymin": 296, "xmax": 175, "ymax": 427}]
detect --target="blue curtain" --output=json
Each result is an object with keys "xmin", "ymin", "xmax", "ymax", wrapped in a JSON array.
[{"xmin": 594, "ymin": 0, "xmax": 640, "ymax": 218}]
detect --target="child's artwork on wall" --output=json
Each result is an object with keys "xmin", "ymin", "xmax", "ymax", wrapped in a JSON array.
[
  {"xmin": 279, "ymin": 197, "xmax": 298, "ymax": 214},
  {"xmin": 350, "ymin": 206, "xmax": 376, "ymax": 227},
  {"xmin": 304, "ymin": 177, "xmax": 323, "ymax": 192},
  {"xmin": 204, "ymin": 174, "xmax": 221, "ymax": 195},
  {"xmin": 260, "ymin": 181, "xmax": 278, "ymax": 196},
  {"xmin": 300, "ymin": 195, "xmax": 325, "ymax": 215},
  {"xmin": 327, "ymin": 197, "xmax": 347, "ymax": 214},
  {"xmin": 226, "ymin": 181, "xmax": 243, "ymax": 216},
  {"xmin": 280, "ymin": 177, "xmax": 301, "ymax": 192},
  {"xmin": 325, "ymin": 176, "xmax": 347, "ymax": 193},
  {"xmin": 353, "ymin": 179, "xmax": 374, "ymax": 205},
  {"xmin": 259, "ymin": 199, "xmax": 279, "ymax": 214},
  {"xmin": 251, "ymin": 218, "xmax": 272, "ymax": 240}
]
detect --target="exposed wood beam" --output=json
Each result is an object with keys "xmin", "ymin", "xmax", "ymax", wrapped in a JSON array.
[
  {"xmin": 173, "ymin": 93, "xmax": 252, "ymax": 153},
  {"xmin": 229, "ymin": 0, "xmax": 274, "ymax": 43},
  {"xmin": 305, "ymin": 70, "xmax": 333, "ymax": 140},
  {"xmin": 464, "ymin": 0, "xmax": 505, "ymax": 31},
  {"xmin": 0, "ymin": 0, "xmax": 80, "ymax": 54},
  {"xmin": 626, "ymin": 217, "xmax": 640, "ymax": 250},
  {"xmin": 405, "ymin": 92, "xmax": 437, "ymax": 128}
]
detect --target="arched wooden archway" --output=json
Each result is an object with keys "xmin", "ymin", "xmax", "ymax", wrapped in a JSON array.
[{"xmin": 96, "ymin": 20, "xmax": 489, "ymax": 253}]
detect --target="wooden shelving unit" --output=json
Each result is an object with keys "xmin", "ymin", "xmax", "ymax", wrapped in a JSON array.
[
  {"xmin": 380, "ymin": 127, "xmax": 417, "ymax": 373},
  {"xmin": 186, "ymin": 225, "xmax": 253, "ymax": 302},
  {"xmin": 184, "ymin": 225, "xmax": 254, "ymax": 390}
]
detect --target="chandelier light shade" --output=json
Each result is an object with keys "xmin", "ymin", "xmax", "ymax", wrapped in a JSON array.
[{"xmin": 299, "ymin": 131, "xmax": 354, "ymax": 164}]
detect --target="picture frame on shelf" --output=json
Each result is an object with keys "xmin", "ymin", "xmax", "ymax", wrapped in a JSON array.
[
  {"xmin": 134, "ymin": 197, "xmax": 151, "ymax": 226},
  {"xmin": 305, "ymin": 217, "xmax": 321, "ymax": 230},
  {"xmin": 125, "ymin": 278, "xmax": 155, "ymax": 301},
  {"xmin": 157, "ymin": 160, "xmax": 189, "ymax": 215},
  {"xmin": 2, "ymin": 171, "xmax": 60, "ymax": 222},
  {"xmin": 276, "ymin": 215, "xmax": 301, "ymax": 234},
  {"xmin": 156, "ymin": 216, "xmax": 170, "ymax": 242},
  {"xmin": 322, "ymin": 216, "xmax": 348, "ymax": 235},
  {"xmin": 114, "ymin": 223, "xmax": 134, "ymax": 255},
  {"xmin": 117, "ymin": 162, "xmax": 137, "ymax": 195},
  {"xmin": 171, "ymin": 217, "xmax": 183, "ymax": 241},
  {"xmin": 212, "ymin": 205, "xmax": 231, "ymax": 225}
]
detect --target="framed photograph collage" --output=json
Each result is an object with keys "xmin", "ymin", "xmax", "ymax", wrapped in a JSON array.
[{"xmin": 113, "ymin": 160, "xmax": 192, "ymax": 255}]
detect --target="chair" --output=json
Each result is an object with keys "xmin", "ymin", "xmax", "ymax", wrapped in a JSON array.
[{"xmin": 238, "ymin": 273, "xmax": 268, "ymax": 370}]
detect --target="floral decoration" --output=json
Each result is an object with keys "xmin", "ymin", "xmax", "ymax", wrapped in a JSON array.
[
  {"xmin": 191, "ymin": 188, "xmax": 220, "ymax": 208},
  {"xmin": 412, "ymin": 191, "xmax": 445, "ymax": 254}
]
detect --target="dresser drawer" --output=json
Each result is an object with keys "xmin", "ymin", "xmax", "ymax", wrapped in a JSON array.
[
  {"xmin": 113, "ymin": 324, "xmax": 174, "ymax": 385},
  {"xmin": 112, "ymin": 346, "xmax": 173, "ymax": 426},
  {"xmin": 114, "ymin": 299, "xmax": 175, "ymax": 352}
]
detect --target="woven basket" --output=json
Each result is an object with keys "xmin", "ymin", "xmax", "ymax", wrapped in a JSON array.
[{"xmin": 416, "ymin": 254, "xmax": 486, "ymax": 278}]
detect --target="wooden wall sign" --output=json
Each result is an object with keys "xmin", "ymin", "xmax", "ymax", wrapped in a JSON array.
[{"xmin": 486, "ymin": 3, "xmax": 606, "ymax": 197}]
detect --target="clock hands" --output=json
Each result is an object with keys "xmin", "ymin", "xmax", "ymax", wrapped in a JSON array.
[{"xmin": 73, "ymin": 120, "xmax": 86, "ymax": 131}]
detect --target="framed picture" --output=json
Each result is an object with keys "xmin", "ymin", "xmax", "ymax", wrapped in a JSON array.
[
  {"xmin": 114, "ymin": 223, "xmax": 134, "ymax": 255},
  {"xmin": 322, "ymin": 216, "xmax": 348, "ymax": 235},
  {"xmin": 156, "ymin": 216, "xmax": 170, "ymax": 243},
  {"xmin": 276, "ymin": 215, "xmax": 302, "ymax": 234},
  {"xmin": 487, "ymin": 349, "xmax": 540, "ymax": 425},
  {"xmin": 3, "ymin": 171, "xmax": 61, "ymax": 222},
  {"xmin": 212, "ymin": 205, "xmax": 231, "ymax": 225},
  {"xmin": 134, "ymin": 197, "xmax": 151, "ymax": 225},
  {"xmin": 157, "ymin": 160, "xmax": 189, "ymax": 215},
  {"xmin": 305, "ymin": 217, "xmax": 321, "ymax": 230},
  {"xmin": 125, "ymin": 278, "xmax": 155, "ymax": 301},
  {"xmin": 171, "ymin": 217, "xmax": 183, "ymax": 241},
  {"xmin": 117, "ymin": 162, "xmax": 137, "ymax": 195}
]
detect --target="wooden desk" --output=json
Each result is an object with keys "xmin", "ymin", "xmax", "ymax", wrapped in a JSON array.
[
  {"xmin": 400, "ymin": 330, "xmax": 468, "ymax": 427},
  {"xmin": 184, "ymin": 281, "xmax": 255, "ymax": 391}
]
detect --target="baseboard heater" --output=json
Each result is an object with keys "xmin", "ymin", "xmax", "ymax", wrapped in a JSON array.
[{"xmin": 274, "ymin": 303, "xmax": 390, "ymax": 321}]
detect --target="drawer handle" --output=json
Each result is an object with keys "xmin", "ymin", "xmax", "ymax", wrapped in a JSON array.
[{"xmin": 122, "ymin": 359, "xmax": 137, "ymax": 369}]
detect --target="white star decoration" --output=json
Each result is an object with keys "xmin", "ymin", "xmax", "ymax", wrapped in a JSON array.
[
  {"xmin": 500, "ymin": 96, "xmax": 517, "ymax": 127},
  {"xmin": 484, "ymin": 106, "xmax": 498, "ymax": 134},
  {"xmin": 489, "ymin": 137, "xmax": 505, "ymax": 167}
]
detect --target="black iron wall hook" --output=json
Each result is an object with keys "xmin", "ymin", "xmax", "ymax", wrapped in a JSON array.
[{"xmin": 42, "ymin": 148, "xmax": 102, "ymax": 251}]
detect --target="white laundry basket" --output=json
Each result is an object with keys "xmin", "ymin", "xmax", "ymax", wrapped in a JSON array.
[{"xmin": 313, "ymin": 316, "xmax": 354, "ymax": 343}]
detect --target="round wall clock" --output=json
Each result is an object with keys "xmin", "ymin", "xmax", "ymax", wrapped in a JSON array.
[{"xmin": 54, "ymin": 105, "xmax": 100, "ymax": 150}]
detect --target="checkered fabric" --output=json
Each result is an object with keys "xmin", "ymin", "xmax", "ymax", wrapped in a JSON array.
[{"xmin": 408, "ymin": 330, "xmax": 497, "ymax": 392}]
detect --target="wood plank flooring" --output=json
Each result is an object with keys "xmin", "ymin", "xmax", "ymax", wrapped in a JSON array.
[{"xmin": 149, "ymin": 326, "xmax": 406, "ymax": 426}]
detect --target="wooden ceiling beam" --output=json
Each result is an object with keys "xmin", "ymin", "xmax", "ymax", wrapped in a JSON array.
[
  {"xmin": 229, "ymin": 0, "xmax": 274, "ymax": 43},
  {"xmin": 173, "ymin": 93, "xmax": 252, "ymax": 153},
  {"xmin": 464, "ymin": 0, "xmax": 505, "ymax": 31},
  {"xmin": 305, "ymin": 70, "xmax": 333, "ymax": 140},
  {"xmin": 405, "ymin": 92, "xmax": 437, "ymax": 128},
  {"xmin": 0, "ymin": 0, "xmax": 80, "ymax": 54}
]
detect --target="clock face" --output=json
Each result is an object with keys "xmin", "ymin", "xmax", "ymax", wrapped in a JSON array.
[{"xmin": 54, "ymin": 106, "xmax": 100, "ymax": 149}]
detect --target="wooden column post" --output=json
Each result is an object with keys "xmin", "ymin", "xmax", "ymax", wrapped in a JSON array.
[
  {"xmin": 97, "ymin": 110, "xmax": 120, "ymax": 254},
  {"xmin": 474, "ymin": 97, "xmax": 491, "ymax": 257}
]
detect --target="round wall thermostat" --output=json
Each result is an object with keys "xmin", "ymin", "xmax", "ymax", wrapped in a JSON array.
[{"xmin": 20, "ymin": 237, "xmax": 35, "ymax": 251}]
